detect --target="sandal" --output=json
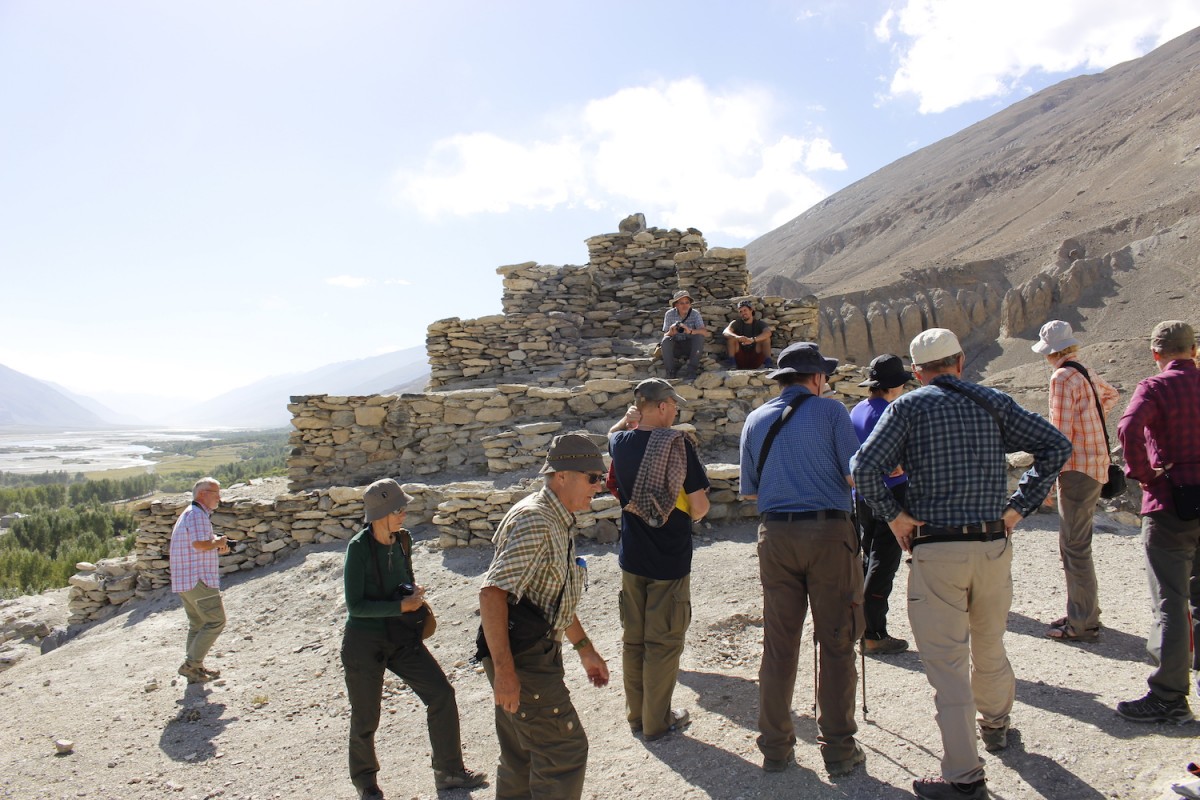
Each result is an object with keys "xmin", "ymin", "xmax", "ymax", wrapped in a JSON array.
[
  {"xmin": 1045, "ymin": 623, "xmax": 1099, "ymax": 642},
  {"xmin": 1048, "ymin": 616, "xmax": 1068, "ymax": 630}
]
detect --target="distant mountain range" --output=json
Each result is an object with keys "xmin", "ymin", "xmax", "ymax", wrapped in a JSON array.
[{"xmin": 0, "ymin": 347, "xmax": 430, "ymax": 431}]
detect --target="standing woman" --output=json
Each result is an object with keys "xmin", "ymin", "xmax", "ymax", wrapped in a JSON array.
[
  {"xmin": 342, "ymin": 478, "xmax": 486, "ymax": 800},
  {"xmin": 1032, "ymin": 321, "xmax": 1120, "ymax": 642}
]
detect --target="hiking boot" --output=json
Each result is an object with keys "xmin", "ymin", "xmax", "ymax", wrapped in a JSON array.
[
  {"xmin": 177, "ymin": 662, "xmax": 208, "ymax": 684},
  {"xmin": 199, "ymin": 664, "xmax": 221, "ymax": 679},
  {"xmin": 644, "ymin": 708, "xmax": 691, "ymax": 741},
  {"xmin": 979, "ymin": 723, "xmax": 1008, "ymax": 752},
  {"xmin": 433, "ymin": 767, "xmax": 487, "ymax": 790},
  {"xmin": 824, "ymin": 743, "xmax": 865, "ymax": 777},
  {"xmin": 1116, "ymin": 691, "xmax": 1193, "ymax": 723},
  {"xmin": 358, "ymin": 786, "xmax": 384, "ymax": 800},
  {"xmin": 721, "ymin": 357, "xmax": 736, "ymax": 368},
  {"xmin": 762, "ymin": 750, "xmax": 794, "ymax": 773},
  {"xmin": 864, "ymin": 635, "xmax": 909, "ymax": 655},
  {"xmin": 912, "ymin": 776, "xmax": 988, "ymax": 799}
]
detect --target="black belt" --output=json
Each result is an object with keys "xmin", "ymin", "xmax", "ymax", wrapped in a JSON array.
[
  {"xmin": 761, "ymin": 510, "xmax": 850, "ymax": 522},
  {"xmin": 912, "ymin": 520, "xmax": 1007, "ymax": 547}
]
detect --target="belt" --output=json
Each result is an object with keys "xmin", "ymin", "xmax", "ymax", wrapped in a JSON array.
[
  {"xmin": 761, "ymin": 510, "xmax": 850, "ymax": 522},
  {"xmin": 912, "ymin": 520, "xmax": 1007, "ymax": 547}
]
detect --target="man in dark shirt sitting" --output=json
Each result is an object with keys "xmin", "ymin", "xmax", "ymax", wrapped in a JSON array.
[{"xmin": 722, "ymin": 299, "xmax": 773, "ymax": 370}]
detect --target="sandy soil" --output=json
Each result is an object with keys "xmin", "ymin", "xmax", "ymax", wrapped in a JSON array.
[{"xmin": 1, "ymin": 510, "xmax": 1197, "ymax": 800}]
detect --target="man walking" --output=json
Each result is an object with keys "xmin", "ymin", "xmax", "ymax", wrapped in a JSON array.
[
  {"xmin": 850, "ymin": 354, "xmax": 912, "ymax": 655},
  {"xmin": 1116, "ymin": 320, "xmax": 1200, "ymax": 723},
  {"xmin": 852, "ymin": 329, "xmax": 1070, "ymax": 800},
  {"xmin": 169, "ymin": 477, "xmax": 230, "ymax": 684},
  {"xmin": 739, "ymin": 341, "xmax": 865, "ymax": 778},
  {"xmin": 479, "ymin": 434, "xmax": 610, "ymax": 799},
  {"xmin": 608, "ymin": 378, "xmax": 710, "ymax": 741}
]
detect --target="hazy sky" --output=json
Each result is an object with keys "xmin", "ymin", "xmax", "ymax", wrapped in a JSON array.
[{"xmin": 3, "ymin": 1, "xmax": 1197, "ymax": 406}]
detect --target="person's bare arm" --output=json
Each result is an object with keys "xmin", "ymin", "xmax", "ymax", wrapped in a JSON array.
[
  {"xmin": 687, "ymin": 488, "xmax": 710, "ymax": 521},
  {"xmin": 480, "ymin": 586, "xmax": 520, "ymax": 712},
  {"xmin": 564, "ymin": 615, "xmax": 608, "ymax": 688}
]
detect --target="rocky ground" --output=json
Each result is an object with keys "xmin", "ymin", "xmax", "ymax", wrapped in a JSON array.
[{"xmin": 2, "ymin": 509, "xmax": 1198, "ymax": 800}]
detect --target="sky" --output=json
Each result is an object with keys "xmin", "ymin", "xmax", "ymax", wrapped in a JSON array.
[{"xmin": 2, "ymin": 0, "xmax": 1198, "ymax": 411}]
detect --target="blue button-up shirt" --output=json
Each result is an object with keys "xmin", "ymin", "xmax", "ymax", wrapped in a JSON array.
[
  {"xmin": 740, "ymin": 385, "xmax": 859, "ymax": 513},
  {"xmin": 851, "ymin": 375, "xmax": 1070, "ymax": 526}
]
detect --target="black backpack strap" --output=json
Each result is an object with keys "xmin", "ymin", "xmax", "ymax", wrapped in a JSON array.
[
  {"xmin": 756, "ymin": 392, "xmax": 814, "ymax": 483},
  {"xmin": 937, "ymin": 380, "xmax": 1004, "ymax": 439},
  {"xmin": 1063, "ymin": 360, "xmax": 1114, "ymax": 454}
]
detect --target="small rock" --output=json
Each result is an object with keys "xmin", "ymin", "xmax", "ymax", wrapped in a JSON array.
[{"xmin": 54, "ymin": 739, "xmax": 74, "ymax": 754}]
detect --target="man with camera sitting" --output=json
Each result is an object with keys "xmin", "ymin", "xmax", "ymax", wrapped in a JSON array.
[{"xmin": 661, "ymin": 289, "xmax": 709, "ymax": 380}]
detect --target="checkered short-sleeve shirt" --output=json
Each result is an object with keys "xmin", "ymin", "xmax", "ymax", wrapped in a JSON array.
[{"xmin": 169, "ymin": 502, "xmax": 221, "ymax": 592}]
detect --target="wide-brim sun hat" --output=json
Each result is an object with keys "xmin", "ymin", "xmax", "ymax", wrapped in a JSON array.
[
  {"xmin": 768, "ymin": 341, "xmax": 838, "ymax": 379},
  {"xmin": 857, "ymin": 354, "xmax": 913, "ymax": 389},
  {"xmin": 539, "ymin": 433, "xmax": 605, "ymax": 475},
  {"xmin": 1031, "ymin": 320, "xmax": 1081, "ymax": 355},
  {"xmin": 363, "ymin": 478, "xmax": 414, "ymax": 522}
]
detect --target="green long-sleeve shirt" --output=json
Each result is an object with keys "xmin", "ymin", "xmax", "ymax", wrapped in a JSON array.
[{"xmin": 343, "ymin": 526, "xmax": 416, "ymax": 634}]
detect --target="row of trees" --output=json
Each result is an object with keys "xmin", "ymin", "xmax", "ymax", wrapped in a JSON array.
[
  {"xmin": 0, "ymin": 473, "xmax": 159, "ymax": 514},
  {"xmin": 0, "ymin": 506, "xmax": 136, "ymax": 597}
]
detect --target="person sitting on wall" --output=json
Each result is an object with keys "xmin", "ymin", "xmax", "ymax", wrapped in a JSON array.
[
  {"xmin": 722, "ymin": 300, "xmax": 773, "ymax": 370},
  {"xmin": 661, "ymin": 290, "xmax": 709, "ymax": 380}
]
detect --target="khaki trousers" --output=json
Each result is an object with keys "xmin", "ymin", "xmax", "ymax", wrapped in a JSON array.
[
  {"xmin": 756, "ymin": 517, "xmax": 863, "ymax": 764},
  {"xmin": 619, "ymin": 571, "xmax": 691, "ymax": 738},
  {"xmin": 179, "ymin": 581, "xmax": 226, "ymax": 667},
  {"xmin": 908, "ymin": 538, "xmax": 1014, "ymax": 785},
  {"xmin": 1057, "ymin": 470, "xmax": 1103, "ymax": 632},
  {"xmin": 484, "ymin": 640, "xmax": 588, "ymax": 800}
]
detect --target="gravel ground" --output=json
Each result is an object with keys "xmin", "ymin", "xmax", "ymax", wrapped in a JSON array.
[{"xmin": 1, "ymin": 510, "xmax": 1197, "ymax": 800}]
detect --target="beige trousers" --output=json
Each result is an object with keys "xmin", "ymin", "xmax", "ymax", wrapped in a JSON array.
[{"xmin": 908, "ymin": 538, "xmax": 1014, "ymax": 785}]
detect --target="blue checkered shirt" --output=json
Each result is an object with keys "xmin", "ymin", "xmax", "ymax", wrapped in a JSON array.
[
  {"xmin": 851, "ymin": 375, "xmax": 1071, "ymax": 526},
  {"xmin": 740, "ymin": 385, "xmax": 859, "ymax": 513}
]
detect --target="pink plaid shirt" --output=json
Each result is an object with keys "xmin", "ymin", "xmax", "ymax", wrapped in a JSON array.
[
  {"xmin": 1048, "ymin": 355, "xmax": 1120, "ymax": 483},
  {"xmin": 169, "ymin": 502, "xmax": 221, "ymax": 592}
]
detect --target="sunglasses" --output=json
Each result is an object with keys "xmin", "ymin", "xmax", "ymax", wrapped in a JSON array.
[{"xmin": 585, "ymin": 473, "xmax": 605, "ymax": 485}]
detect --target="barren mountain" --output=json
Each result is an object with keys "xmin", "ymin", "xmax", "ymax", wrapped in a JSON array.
[{"xmin": 747, "ymin": 26, "xmax": 1200, "ymax": 385}]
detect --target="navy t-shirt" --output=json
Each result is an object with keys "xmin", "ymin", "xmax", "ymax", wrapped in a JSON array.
[{"xmin": 609, "ymin": 429, "xmax": 710, "ymax": 580}]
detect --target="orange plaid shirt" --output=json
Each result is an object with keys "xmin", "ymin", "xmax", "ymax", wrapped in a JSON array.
[{"xmin": 1048, "ymin": 355, "xmax": 1120, "ymax": 483}]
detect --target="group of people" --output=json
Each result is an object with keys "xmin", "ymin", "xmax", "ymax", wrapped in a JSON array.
[
  {"xmin": 165, "ymin": 316, "xmax": 1200, "ymax": 800},
  {"xmin": 660, "ymin": 290, "xmax": 774, "ymax": 379}
]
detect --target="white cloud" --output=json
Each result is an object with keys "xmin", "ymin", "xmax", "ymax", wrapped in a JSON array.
[
  {"xmin": 393, "ymin": 78, "xmax": 846, "ymax": 241},
  {"xmin": 877, "ymin": 0, "xmax": 1200, "ymax": 113},
  {"xmin": 325, "ymin": 275, "xmax": 371, "ymax": 289}
]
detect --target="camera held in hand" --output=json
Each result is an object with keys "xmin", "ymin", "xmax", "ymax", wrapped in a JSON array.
[{"xmin": 392, "ymin": 583, "xmax": 416, "ymax": 600}]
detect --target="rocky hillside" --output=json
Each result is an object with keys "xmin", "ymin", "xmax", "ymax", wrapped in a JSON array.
[{"xmin": 747, "ymin": 26, "xmax": 1200, "ymax": 384}]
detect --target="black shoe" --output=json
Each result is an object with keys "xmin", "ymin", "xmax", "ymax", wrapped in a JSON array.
[
  {"xmin": 1116, "ymin": 691, "xmax": 1193, "ymax": 723},
  {"xmin": 912, "ymin": 776, "xmax": 987, "ymax": 799},
  {"xmin": 359, "ymin": 787, "xmax": 384, "ymax": 800}
]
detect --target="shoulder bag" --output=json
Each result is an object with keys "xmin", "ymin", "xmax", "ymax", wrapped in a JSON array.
[{"xmin": 1063, "ymin": 361, "xmax": 1127, "ymax": 499}]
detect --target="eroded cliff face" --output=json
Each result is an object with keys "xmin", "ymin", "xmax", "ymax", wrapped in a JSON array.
[{"xmin": 813, "ymin": 236, "xmax": 1140, "ymax": 363}]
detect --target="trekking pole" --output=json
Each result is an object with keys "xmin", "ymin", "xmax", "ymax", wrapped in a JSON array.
[
  {"xmin": 812, "ymin": 635, "xmax": 819, "ymax": 715},
  {"xmin": 861, "ymin": 643, "xmax": 869, "ymax": 717}
]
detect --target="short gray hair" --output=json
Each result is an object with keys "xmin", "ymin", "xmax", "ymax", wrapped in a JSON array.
[{"xmin": 192, "ymin": 477, "xmax": 220, "ymax": 498}]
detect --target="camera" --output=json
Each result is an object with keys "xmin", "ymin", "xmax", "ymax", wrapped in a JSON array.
[{"xmin": 392, "ymin": 583, "xmax": 416, "ymax": 599}]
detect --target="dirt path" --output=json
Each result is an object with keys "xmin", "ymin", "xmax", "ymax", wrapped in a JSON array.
[{"xmin": 0, "ymin": 511, "xmax": 1195, "ymax": 799}]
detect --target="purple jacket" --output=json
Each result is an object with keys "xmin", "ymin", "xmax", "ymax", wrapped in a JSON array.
[{"xmin": 1117, "ymin": 359, "xmax": 1200, "ymax": 515}]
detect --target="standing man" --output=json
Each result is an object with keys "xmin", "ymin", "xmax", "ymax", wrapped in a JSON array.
[
  {"xmin": 850, "ymin": 354, "xmax": 913, "ymax": 656},
  {"xmin": 852, "ymin": 329, "xmax": 1070, "ymax": 800},
  {"xmin": 479, "ymin": 434, "xmax": 610, "ymax": 800},
  {"xmin": 1115, "ymin": 320, "xmax": 1200, "ymax": 723},
  {"xmin": 608, "ymin": 378, "xmax": 710, "ymax": 741},
  {"xmin": 739, "ymin": 341, "xmax": 866, "ymax": 778},
  {"xmin": 661, "ymin": 289, "xmax": 708, "ymax": 380},
  {"xmin": 1031, "ymin": 320, "xmax": 1119, "ymax": 642},
  {"xmin": 169, "ymin": 477, "xmax": 230, "ymax": 684},
  {"xmin": 722, "ymin": 299, "xmax": 773, "ymax": 370}
]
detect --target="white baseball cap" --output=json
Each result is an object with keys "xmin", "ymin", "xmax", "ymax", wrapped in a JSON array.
[{"xmin": 910, "ymin": 328, "xmax": 962, "ymax": 365}]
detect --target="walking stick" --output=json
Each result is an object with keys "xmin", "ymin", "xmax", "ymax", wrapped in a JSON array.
[
  {"xmin": 812, "ymin": 635, "xmax": 819, "ymax": 715},
  {"xmin": 862, "ymin": 644, "xmax": 868, "ymax": 717}
]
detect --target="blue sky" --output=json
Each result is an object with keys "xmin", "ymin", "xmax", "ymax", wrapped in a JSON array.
[{"xmin": 2, "ymin": 0, "xmax": 1197, "ymax": 409}]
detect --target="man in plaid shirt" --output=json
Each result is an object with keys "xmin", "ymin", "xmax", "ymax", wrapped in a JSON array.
[
  {"xmin": 853, "ymin": 329, "xmax": 1069, "ymax": 800},
  {"xmin": 1116, "ymin": 320, "xmax": 1200, "ymax": 724},
  {"xmin": 1032, "ymin": 320, "xmax": 1120, "ymax": 642},
  {"xmin": 479, "ymin": 434, "xmax": 610, "ymax": 800},
  {"xmin": 169, "ymin": 477, "xmax": 230, "ymax": 684}
]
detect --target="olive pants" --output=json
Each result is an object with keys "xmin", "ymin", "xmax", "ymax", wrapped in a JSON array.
[
  {"xmin": 1056, "ymin": 470, "xmax": 1104, "ymax": 632},
  {"xmin": 179, "ymin": 581, "xmax": 226, "ymax": 667},
  {"xmin": 341, "ymin": 626, "xmax": 465, "ymax": 792},
  {"xmin": 484, "ymin": 639, "xmax": 588, "ymax": 800},
  {"xmin": 620, "ymin": 571, "xmax": 691, "ymax": 738}
]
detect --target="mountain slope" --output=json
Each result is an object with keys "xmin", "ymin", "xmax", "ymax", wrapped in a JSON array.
[
  {"xmin": 0, "ymin": 363, "xmax": 109, "ymax": 430},
  {"xmin": 168, "ymin": 346, "xmax": 430, "ymax": 428}
]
